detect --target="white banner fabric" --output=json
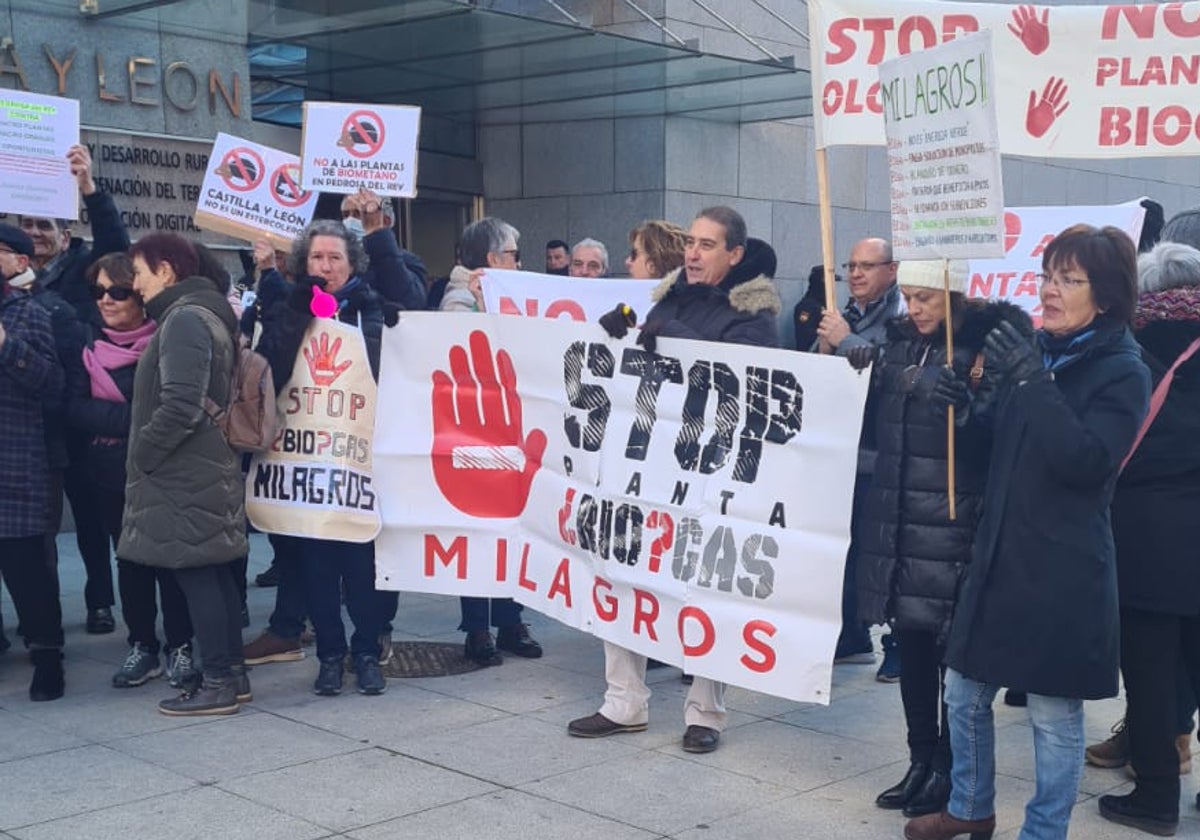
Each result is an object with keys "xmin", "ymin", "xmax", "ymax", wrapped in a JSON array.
[
  {"xmin": 480, "ymin": 269, "xmax": 659, "ymax": 324},
  {"xmin": 373, "ymin": 313, "xmax": 870, "ymax": 704}
]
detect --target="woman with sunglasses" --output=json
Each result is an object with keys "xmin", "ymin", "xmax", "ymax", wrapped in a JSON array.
[
  {"xmin": 850, "ymin": 261, "xmax": 1031, "ymax": 822},
  {"xmin": 68, "ymin": 253, "xmax": 197, "ymax": 691}
]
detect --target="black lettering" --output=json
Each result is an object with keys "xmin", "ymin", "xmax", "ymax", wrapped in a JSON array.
[
  {"xmin": 563, "ymin": 341, "xmax": 614, "ymax": 452},
  {"xmin": 768, "ymin": 502, "xmax": 787, "ymax": 528},
  {"xmin": 624, "ymin": 471, "xmax": 642, "ymax": 496},
  {"xmin": 620, "ymin": 348, "xmax": 682, "ymax": 461}
]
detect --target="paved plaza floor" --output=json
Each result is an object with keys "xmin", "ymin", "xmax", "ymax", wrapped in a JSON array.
[{"xmin": 0, "ymin": 534, "xmax": 1195, "ymax": 839}]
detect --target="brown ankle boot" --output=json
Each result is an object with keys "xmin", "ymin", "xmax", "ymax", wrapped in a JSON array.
[{"xmin": 904, "ymin": 810, "xmax": 995, "ymax": 840}]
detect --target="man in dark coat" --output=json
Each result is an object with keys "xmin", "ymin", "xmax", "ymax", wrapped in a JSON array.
[{"xmin": 339, "ymin": 189, "xmax": 427, "ymax": 311}]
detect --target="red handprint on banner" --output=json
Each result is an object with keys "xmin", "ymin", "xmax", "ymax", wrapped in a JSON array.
[
  {"xmin": 304, "ymin": 332, "xmax": 352, "ymax": 386},
  {"xmin": 1007, "ymin": 5, "xmax": 1050, "ymax": 56},
  {"xmin": 1026, "ymin": 77, "xmax": 1069, "ymax": 139},
  {"xmin": 431, "ymin": 330, "xmax": 547, "ymax": 518}
]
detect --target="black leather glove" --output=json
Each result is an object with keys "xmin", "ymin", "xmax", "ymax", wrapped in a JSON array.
[
  {"xmin": 599, "ymin": 303, "xmax": 637, "ymax": 339},
  {"xmin": 984, "ymin": 320, "xmax": 1045, "ymax": 384},
  {"xmin": 288, "ymin": 274, "xmax": 324, "ymax": 313},
  {"xmin": 382, "ymin": 301, "xmax": 400, "ymax": 328},
  {"xmin": 238, "ymin": 248, "xmax": 255, "ymax": 276},
  {"xmin": 929, "ymin": 366, "xmax": 969, "ymax": 416},
  {"xmin": 637, "ymin": 320, "xmax": 664, "ymax": 354},
  {"xmin": 846, "ymin": 343, "xmax": 878, "ymax": 371}
]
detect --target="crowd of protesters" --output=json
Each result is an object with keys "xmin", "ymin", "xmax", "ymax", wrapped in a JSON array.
[{"xmin": 2, "ymin": 143, "xmax": 1200, "ymax": 838}]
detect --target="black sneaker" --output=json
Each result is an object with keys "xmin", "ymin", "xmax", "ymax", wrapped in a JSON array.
[
  {"xmin": 1099, "ymin": 792, "xmax": 1178, "ymax": 837},
  {"xmin": 112, "ymin": 643, "xmax": 162, "ymax": 688},
  {"xmin": 354, "ymin": 654, "xmax": 386, "ymax": 695},
  {"xmin": 495, "ymin": 623, "xmax": 543, "ymax": 658},
  {"xmin": 86, "ymin": 607, "xmax": 116, "ymax": 635},
  {"xmin": 254, "ymin": 563, "xmax": 280, "ymax": 587},
  {"xmin": 464, "ymin": 630, "xmax": 503, "ymax": 666},
  {"xmin": 165, "ymin": 643, "xmax": 198, "ymax": 689},
  {"xmin": 876, "ymin": 634, "xmax": 901, "ymax": 683},
  {"xmin": 313, "ymin": 657, "xmax": 344, "ymax": 696}
]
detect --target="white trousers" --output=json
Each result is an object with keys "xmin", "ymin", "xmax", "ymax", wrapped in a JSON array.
[{"xmin": 598, "ymin": 641, "xmax": 727, "ymax": 730}]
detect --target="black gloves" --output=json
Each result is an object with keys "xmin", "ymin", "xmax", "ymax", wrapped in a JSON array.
[
  {"xmin": 984, "ymin": 320, "xmax": 1045, "ymax": 384},
  {"xmin": 382, "ymin": 301, "xmax": 400, "ymax": 328},
  {"xmin": 288, "ymin": 274, "xmax": 325, "ymax": 313},
  {"xmin": 637, "ymin": 320, "xmax": 665, "ymax": 354},
  {"xmin": 599, "ymin": 303, "xmax": 638, "ymax": 339},
  {"xmin": 930, "ymin": 366, "xmax": 970, "ymax": 416},
  {"xmin": 846, "ymin": 344, "xmax": 878, "ymax": 371}
]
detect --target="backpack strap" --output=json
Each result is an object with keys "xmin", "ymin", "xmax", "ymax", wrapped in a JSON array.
[{"xmin": 1120, "ymin": 335, "xmax": 1200, "ymax": 473}]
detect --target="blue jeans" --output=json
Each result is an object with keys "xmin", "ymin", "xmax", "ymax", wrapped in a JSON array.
[{"xmin": 945, "ymin": 668, "xmax": 1084, "ymax": 840}]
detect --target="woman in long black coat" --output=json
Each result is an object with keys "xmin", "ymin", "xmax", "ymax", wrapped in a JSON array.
[
  {"xmin": 906, "ymin": 225, "xmax": 1150, "ymax": 840},
  {"xmin": 1097, "ymin": 241, "xmax": 1200, "ymax": 836},
  {"xmin": 856, "ymin": 260, "xmax": 1031, "ymax": 820}
]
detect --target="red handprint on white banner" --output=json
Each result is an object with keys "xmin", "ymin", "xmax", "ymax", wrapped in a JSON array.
[
  {"xmin": 431, "ymin": 330, "xmax": 547, "ymax": 518},
  {"xmin": 1026, "ymin": 77, "xmax": 1069, "ymax": 139},
  {"xmin": 304, "ymin": 332, "xmax": 353, "ymax": 386},
  {"xmin": 1008, "ymin": 5, "xmax": 1050, "ymax": 56}
]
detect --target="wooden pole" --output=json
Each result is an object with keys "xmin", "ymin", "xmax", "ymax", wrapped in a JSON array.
[
  {"xmin": 815, "ymin": 148, "xmax": 838, "ymax": 326},
  {"xmin": 944, "ymin": 258, "xmax": 957, "ymax": 521}
]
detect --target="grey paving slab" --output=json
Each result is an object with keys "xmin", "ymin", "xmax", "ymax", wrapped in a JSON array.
[
  {"xmin": 0, "ymin": 745, "xmax": 193, "ymax": 831},
  {"xmin": 519, "ymin": 748, "xmax": 795, "ymax": 837},
  {"xmin": 779, "ymin": 681, "xmax": 911, "ymax": 752},
  {"xmin": 10, "ymin": 785, "xmax": 328, "ymax": 840},
  {"xmin": 396, "ymin": 657, "xmax": 599, "ymax": 716},
  {"xmin": 0, "ymin": 707, "xmax": 89, "ymax": 763},
  {"xmin": 220, "ymin": 747, "xmax": 497, "ymax": 833},
  {"xmin": 346, "ymin": 789, "xmax": 657, "ymax": 840}
]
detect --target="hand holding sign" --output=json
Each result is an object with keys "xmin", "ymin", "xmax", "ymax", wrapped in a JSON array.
[
  {"xmin": 431, "ymin": 330, "xmax": 546, "ymax": 518},
  {"xmin": 1007, "ymin": 5, "xmax": 1050, "ymax": 56},
  {"xmin": 1026, "ymin": 77, "xmax": 1069, "ymax": 139}
]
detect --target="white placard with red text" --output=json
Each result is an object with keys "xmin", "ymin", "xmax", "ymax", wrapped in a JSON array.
[
  {"xmin": 809, "ymin": 0, "xmax": 1200, "ymax": 157},
  {"xmin": 300, "ymin": 102, "xmax": 420, "ymax": 197},
  {"xmin": 373, "ymin": 313, "xmax": 870, "ymax": 704},
  {"xmin": 481, "ymin": 269, "xmax": 658, "ymax": 325},
  {"xmin": 967, "ymin": 199, "xmax": 1145, "ymax": 325}
]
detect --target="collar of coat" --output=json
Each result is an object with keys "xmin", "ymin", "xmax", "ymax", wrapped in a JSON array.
[{"xmin": 650, "ymin": 267, "xmax": 782, "ymax": 316}]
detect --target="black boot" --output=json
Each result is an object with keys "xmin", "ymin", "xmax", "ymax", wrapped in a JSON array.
[
  {"xmin": 876, "ymin": 762, "xmax": 928, "ymax": 809},
  {"xmin": 30, "ymin": 649, "xmax": 65, "ymax": 701},
  {"xmin": 1099, "ymin": 791, "xmax": 1179, "ymax": 837},
  {"xmin": 158, "ymin": 675, "xmax": 238, "ymax": 716},
  {"xmin": 903, "ymin": 768, "xmax": 951, "ymax": 817},
  {"xmin": 230, "ymin": 664, "xmax": 252, "ymax": 703}
]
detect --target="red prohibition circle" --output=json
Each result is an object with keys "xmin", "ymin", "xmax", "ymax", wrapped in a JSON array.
[
  {"xmin": 218, "ymin": 147, "xmax": 266, "ymax": 192},
  {"xmin": 339, "ymin": 110, "xmax": 386, "ymax": 159},
  {"xmin": 269, "ymin": 163, "xmax": 311, "ymax": 208}
]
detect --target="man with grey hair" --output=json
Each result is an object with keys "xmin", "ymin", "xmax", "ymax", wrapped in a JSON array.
[
  {"xmin": 569, "ymin": 238, "xmax": 608, "ymax": 278},
  {"xmin": 441, "ymin": 217, "xmax": 520, "ymax": 312}
]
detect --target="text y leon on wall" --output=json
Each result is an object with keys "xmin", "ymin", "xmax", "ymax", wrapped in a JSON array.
[
  {"xmin": 371, "ymin": 313, "xmax": 871, "ymax": 704},
  {"xmin": 808, "ymin": 0, "xmax": 1200, "ymax": 157}
]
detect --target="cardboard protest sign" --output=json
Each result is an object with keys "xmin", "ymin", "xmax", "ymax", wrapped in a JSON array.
[
  {"xmin": 373, "ymin": 313, "xmax": 870, "ymax": 704},
  {"xmin": 967, "ymin": 199, "xmax": 1146, "ymax": 326},
  {"xmin": 300, "ymin": 102, "xmax": 420, "ymax": 198},
  {"xmin": 194, "ymin": 133, "xmax": 318, "ymax": 251},
  {"xmin": 880, "ymin": 30, "xmax": 1005, "ymax": 260},
  {"xmin": 0, "ymin": 90, "xmax": 79, "ymax": 220},
  {"xmin": 809, "ymin": 0, "xmax": 1200, "ymax": 157},
  {"xmin": 480, "ymin": 269, "xmax": 658, "ymax": 324},
  {"xmin": 246, "ymin": 318, "xmax": 381, "ymax": 543}
]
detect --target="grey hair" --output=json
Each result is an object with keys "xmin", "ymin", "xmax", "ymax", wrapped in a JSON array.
[
  {"xmin": 1137, "ymin": 240, "xmax": 1200, "ymax": 293},
  {"xmin": 287, "ymin": 219, "xmax": 368, "ymax": 278},
  {"xmin": 460, "ymin": 217, "xmax": 520, "ymax": 270},
  {"xmin": 572, "ymin": 238, "xmax": 609, "ymax": 273}
]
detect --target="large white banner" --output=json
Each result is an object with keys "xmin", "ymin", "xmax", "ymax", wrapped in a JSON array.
[
  {"xmin": 373, "ymin": 313, "xmax": 870, "ymax": 704},
  {"xmin": 809, "ymin": 0, "xmax": 1200, "ymax": 157},
  {"xmin": 481, "ymin": 269, "xmax": 658, "ymax": 324}
]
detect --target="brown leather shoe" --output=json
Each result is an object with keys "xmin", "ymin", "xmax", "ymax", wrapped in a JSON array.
[
  {"xmin": 904, "ymin": 810, "xmax": 995, "ymax": 840},
  {"xmin": 242, "ymin": 630, "xmax": 303, "ymax": 665},
  {"xmin": 682, "ymin": 724, "xmax": 720, "ymax": 753},
  {"xmin": 567, "ymin": 712, "xmax": 647, "ymax": 738}
]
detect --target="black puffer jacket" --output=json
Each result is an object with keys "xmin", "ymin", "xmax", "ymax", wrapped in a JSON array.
[
  {"xmin": 645, "ymin": 264, "xmax": 782, "ymax": 349},
  {"xmin": 857, "ymin": 301, "xmax": 1030, "ymax": 638}
]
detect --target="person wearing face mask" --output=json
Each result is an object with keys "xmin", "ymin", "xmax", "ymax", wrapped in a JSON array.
[
  {"xmin": 0, "ymin": 223, "xmax": 67, "ymax": 701},
  {"xmin": 339, "ymin": 187, "xmax": 428, "ymax": 311}
]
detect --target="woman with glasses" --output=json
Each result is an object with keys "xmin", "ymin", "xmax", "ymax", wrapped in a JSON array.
[
  {"xmin": 852, "ymin": 261, "xmax": 1031, "ymax": 821},
  {"xmin": 68, "ymin": 253, "xmax": 196, "ymax": 691},
  {"xmin": 906, "ymin": 225, "xmax": 1150, "ymax": 840}
]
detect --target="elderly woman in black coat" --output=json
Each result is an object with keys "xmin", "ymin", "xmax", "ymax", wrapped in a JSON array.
[
  {"xmin": 906, "ymin": 225, "xmax": 1150, "ymax": 840},
  {"xmin": 855, "ymin": 260, "xmax": 1031, "ymax": 820},
  {"xmin": 1096, "ymin": 241, "xmax": 1200, "ymax": 836}
]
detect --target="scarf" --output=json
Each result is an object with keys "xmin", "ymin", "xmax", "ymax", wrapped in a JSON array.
[
  {"xmin": 81, "ymin": 319, "xmax": 157, "ymax": 402},
  {"xmin": 1038, "ymin": 324, "xmax": 1100, "ymax": 372},
  {"xmin": 1133, "ymin": 286, "xmax": 1200, "ymax": 330},
  {"xmin": 5, "ymin": 267, "xmax": 37, "ymax": 291}
]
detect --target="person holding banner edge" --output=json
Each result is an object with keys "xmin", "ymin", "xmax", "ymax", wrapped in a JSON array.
[{"xmin": 579, "ymin": 206, "xmax": 781, "ymax": 754}]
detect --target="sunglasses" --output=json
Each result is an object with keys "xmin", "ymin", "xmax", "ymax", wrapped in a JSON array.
[{"xmin": 91, "ymin": 285, "xmax": 138, "ymax": 302}]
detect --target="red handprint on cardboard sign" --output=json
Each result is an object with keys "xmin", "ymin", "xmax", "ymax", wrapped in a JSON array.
[
  {"xmin": 304, "ymin": 332, "xmax": 353, "ymax": 387},
  {"xmin": 1007, "ymin": 5, "xmax": 1050, "ymax": 56},
  {"xmin": 1026, "ymin": 77, "xmax": 1069, "ymax": 139},
  {"xmin": 431, "ymin": 330, "xmax": 547, "ymax": 518}
]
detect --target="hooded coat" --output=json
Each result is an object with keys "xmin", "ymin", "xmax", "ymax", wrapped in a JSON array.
[
  {"xmin": 856, "ymin": 301, "xmax": 1029, "ymax": 639},
  {"xmin": 119, "ymin": 276, "xmax": 248, "ymax": 568}
]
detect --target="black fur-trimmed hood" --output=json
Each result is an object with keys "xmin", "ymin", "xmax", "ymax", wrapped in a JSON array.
[
  {"xmin": 884, "ymin": 299, "xmax": 1032, "ymax": 353},
  {"xmin": 650, "ymin": 267, "xmax": 782, "ymax": 316}
]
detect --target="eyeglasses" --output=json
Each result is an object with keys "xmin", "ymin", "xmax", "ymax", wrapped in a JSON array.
[
  {"xmin": 842, "ymin": 261, "xmax": 891, "ymax": 272},
  {"xmin": 91, "ymin": 285, "xmax": 138, "ymax": 302},
  {"xmin": 1035, "ymin": 272, "xmax": 1090, "ymax": 290},
  {"xmin": 501, "ymin": 249, "xmax": 520, "ymax": 262}
]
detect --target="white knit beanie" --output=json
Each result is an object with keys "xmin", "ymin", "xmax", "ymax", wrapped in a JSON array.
[{"xmin": 896, "ymin": 259, "xmax": 969, "ymax": 294}]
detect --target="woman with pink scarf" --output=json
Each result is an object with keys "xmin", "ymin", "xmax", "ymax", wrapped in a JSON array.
[{"xmin": 67, "ymin": 253, "xmax": 195, "ymax": 690}]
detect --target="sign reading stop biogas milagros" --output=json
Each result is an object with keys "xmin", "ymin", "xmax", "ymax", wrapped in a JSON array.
[
  {"xmin": 0, "ymin": 90, "xmax": 79, "ymax": 220},
  {"xmin": 880, "ymin": 30, "xmax": 1005, "ymax": 261},
  {"xmin": 193, "ymin": 132, "xmax": 318, "ymax": 251},
  {"xmin": 299, "ymin": 102, "xmax": 421, "ymax": 198}
]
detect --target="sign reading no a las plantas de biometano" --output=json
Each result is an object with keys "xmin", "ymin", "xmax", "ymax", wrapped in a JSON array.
[
  {"xmin": 879, "ymin": 30, "xmax": 1005, "ymax": 261},
  {"xmin": 299, "ymin": 102, "xmax": 421, "ymax": 198}
]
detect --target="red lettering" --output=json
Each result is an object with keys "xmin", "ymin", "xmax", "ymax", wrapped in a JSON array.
[
  {"xmin": 424, "ymin": 534, "xmax": 467, "ymax": 580},
  {"xmin": 825, "ymin": 18, "xmax": 859, "ymax": 65},
  {"xmin": 678, "ymin": 606, "xmax": 715, "ymax": 657},
  {"xmin": 645, "ymin": 510, "xmax": 673, "ymax": 574},
  {"xmin": 1013, "ymin": 272, "xmax": 1039, "ymax": 299},
  {"xmin": 740, "ymin": 620, "xmax": 777, "ymax": 673},
  {"xmin": 632, "ymin": 589, "xmax": 660, "ymax": 641},
  {"xmin": 1096, "ymin": 57, "xmax": 1119, "ymax": 86},
  {"xmin": 897, "ymin": 15, "xmax": 937, "ymax": 55},
  {"xmin": 349, "ymin": 392, "xmax": 365, "ymax": 420},
  {"xmin": 941, "ymin": 14, "xmax": 979, "ymax": 41},
  {"xmin": 1101, "ymin": 5, "xmax": 1158, "ymax": 39},
  {"xmin": 968, "ymin": 273, "xmax": 994, "ymax": 298},
  {"xmin": 315, "ymin": 430, "xmax": 331, "ymax": 454},
  {"xmin": 1030, "ymin": 234, "xmax": 1056, "ymax": 258},
  {"xmin": 518, "ymin": 544, "xmax": 537, "ymax": 592},
  {"xmin": 822, "ymin": 80, "xmax": 844, "ymax": 116},
  {"xmin": 495, "ymin": 538, "xmax": 509, "ymax": 581},
  {"xmin": 861, "ymin": 17, "xmax": 895, "ymax": 64},
  {"xmin": 1100, "ymin": 104, "xmax": 1200, "ymax": 148},
  {"xmin": 547, "ymin": 558, "xmax": 572, "ymax": 607},
  {"xmin": 593, "ymin": 576, "xmax": 618, "ymax": 621},
  {"xmin": 498, "ymin": 296, "xmax": 538, "ymax": 317},
  {"xmin": 1155, "ymin": 104, "xmax": 1194, "ymax": 145},
  {"xmin": 996, "ymin": 271, "xmax": 1018, "ymax": 297},
  {"xmin": 557, "ymin": 488, "xmax": 577, "ymax": 545},
  {"xmin": 544, "ymin": 299, "xmax": 587, "ymax": 321},
  {"xmin": 1164, "ymin": 2, "xmax": 1200, "ymax": 37}
]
